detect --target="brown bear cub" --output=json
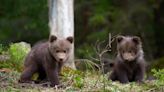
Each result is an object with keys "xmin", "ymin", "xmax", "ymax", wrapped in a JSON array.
[
  {"xmin": 109, "ymin": 35, "xmax": 145, "ymax": 83},
  {"xmin": 19, "ymin": 35, "xmax": 73, "ymax": 87}
]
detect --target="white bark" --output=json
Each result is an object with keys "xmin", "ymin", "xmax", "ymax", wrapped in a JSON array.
[{"xmin": 48, "ymin": 0, "xmax": 76, "ymax": 69}]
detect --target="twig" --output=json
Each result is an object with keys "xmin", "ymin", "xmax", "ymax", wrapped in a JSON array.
[
  {"xmin": 0, "ymin": 76, "xmax": 8, "ymax": 82},
  {"xmin": 93, "ymin": 33, "xmax": 114, "ymax": 91}
]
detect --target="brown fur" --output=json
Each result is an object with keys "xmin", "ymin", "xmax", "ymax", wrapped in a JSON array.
[
  {"xmin": 109, "ymin": 36, "xmax": 146, "ymax": 83},
  {"xmin": 19, "ymin": 35, "xmax": 73, "ymax": 87}
]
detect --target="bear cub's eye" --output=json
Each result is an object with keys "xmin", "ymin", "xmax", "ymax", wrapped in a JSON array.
[
  {"xmin": 56, "ymin": 50, "xmax": 60, "ymax": 53},
  {"xmin": 128, "ymin": 50, "xmax": 132, "ymax": 53},
  {"xmin": 63, "ymin": 50, "xmax": 66, "ymax": 53}
]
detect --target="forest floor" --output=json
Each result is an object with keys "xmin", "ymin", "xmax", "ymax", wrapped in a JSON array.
[
  {"xmin": 0, "ymin": 68, "xmax": 164, "ymax": 92},
  {"xmin": 0, "ymin": 43, "xmax": 164, "ymax": 92}
]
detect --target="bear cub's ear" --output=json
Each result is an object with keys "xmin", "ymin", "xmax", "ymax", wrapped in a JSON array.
[
  {"xmin": 66, "ymin": 36, "xmax": 74, "ymax": 43},
  {"xmin": 116, "ymin": 36, "xmax": 124, "ymax": 43},
  {"xmin": 49, "ymin": 35, "xmax": 57, "ymax": 43},
  {"xmin": 132, "ymin": 36, "xmax": 141, "ymax": 44}
]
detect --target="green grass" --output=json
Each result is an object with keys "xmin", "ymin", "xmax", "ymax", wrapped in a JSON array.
[{"xmin": 0, "ymin": 69, "xmax": 164, "ymax": 92}]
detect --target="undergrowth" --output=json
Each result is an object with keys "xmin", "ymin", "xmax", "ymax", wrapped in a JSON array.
[
  {"xmin": 0, "ymin": 42, "xmax": 30, "ymax": 71},
  {"xmin": 0, "ymin": 43, "xmax": 164, "ymax": 92},
  {"xmin": 0, "ymin": 68, "xmax": 164, "ymax": 92}
]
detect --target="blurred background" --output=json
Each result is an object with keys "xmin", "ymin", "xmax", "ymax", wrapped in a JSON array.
[{"xmin": 0, "ymin": 0, "xmax": 164, "ymax": 69}]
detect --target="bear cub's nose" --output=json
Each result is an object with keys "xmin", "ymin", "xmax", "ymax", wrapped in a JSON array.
[{"xmin": 59, "ymin": 59, "xmax": 63, "ymax": 61}]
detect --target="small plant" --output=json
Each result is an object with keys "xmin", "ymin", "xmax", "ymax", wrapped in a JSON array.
[
  {"xmin": 152, "ymin": 69, "xmax": 164, "ymax": 80},
  {"xmin": 7, "ymin": 42, "xmax": 31, "ymax": 71},
  {"xmin": 73, "ymin": 75, "xmax": 84, "ymax": 88},
  {"xmin": 60, "ymin": 66, "xmax": 85, "ymax": 89},
  {"xmin": 151, "ymin": 69, "xmax": 164, "ymax": 86}
]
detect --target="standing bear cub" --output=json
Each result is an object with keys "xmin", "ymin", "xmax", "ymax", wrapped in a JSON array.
[
  {"xmin": 109, "ymin": 35, "xmax": 146, "ymax": 83},
  {"xmin": 19, "ymin": 35, "xmax": 73, "ymax": 87}
]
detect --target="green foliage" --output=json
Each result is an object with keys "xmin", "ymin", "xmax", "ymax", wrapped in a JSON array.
[
  {"xmin": 151, "ymin": 69, "xmax": 164, "ymax": 87},
  {"xmin": 73, "ymin": 75, "xmax": 84, "ymax": 88},
  {"xmin": 60, "ymin": 67, "xmax": 85, "ymax": 89},
  {"xmin": 0, "ymin": 42, "xmax": 30, "ymax": 71},
  {"xmin": 152, "ymin": 69, "xmax": 164, "ymax": 81},
  {"xmin": 8, "ymin": 42, "xmax": 30, "ymax": 71}
]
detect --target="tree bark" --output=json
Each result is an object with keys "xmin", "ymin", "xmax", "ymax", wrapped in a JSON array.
[{"xmin": 48, "ymin": 0, "xmax": 76, "ymax": 69}]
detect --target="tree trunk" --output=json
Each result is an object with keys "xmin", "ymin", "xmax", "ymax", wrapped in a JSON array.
[{"xmin": 48, "ymin": 0, "xmax": 76, "ymax": 69}]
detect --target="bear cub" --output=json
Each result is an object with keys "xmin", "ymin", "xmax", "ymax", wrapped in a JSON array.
[
  {"xmin": 19, "ymin": 35, "xmax": 73, "ymax": 87},
  {"xmin": 109, "ymin": 35, "xmax": 146, "ymax": 83}
]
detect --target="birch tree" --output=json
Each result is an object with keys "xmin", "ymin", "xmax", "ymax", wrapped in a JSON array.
[{"xmin": 48, "ymin": 0, "xmax": 76, "ymax": 69}]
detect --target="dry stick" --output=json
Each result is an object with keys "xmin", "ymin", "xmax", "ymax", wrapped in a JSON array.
[
  {"xmin": 91, "ymin": 33, "xmax": 115, "ymax": 89},
  {"xmin": 98, "ymin": 33, "xmax": 115, "ymax": 90},
  {"xmin": 102, "ymin": 33, "xmax": 112, "ymax": 91},
  {"xmin": 90, "ymin": 46, "xmax": 102, "ymax": 87},
  {"xmin": 99, "ymin": 48, "xmax": 109, "ymax": 91},
  {"xmin": 92, "ymin": 41, "xmax": 104, "ymax": 88},
  {"xmin": 94, "ymin": 33, "xmax": 112, "ymax": 90},
  {"xmin": 0, "ymin": 76, "xmax": 8, "ymax": 82}
]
